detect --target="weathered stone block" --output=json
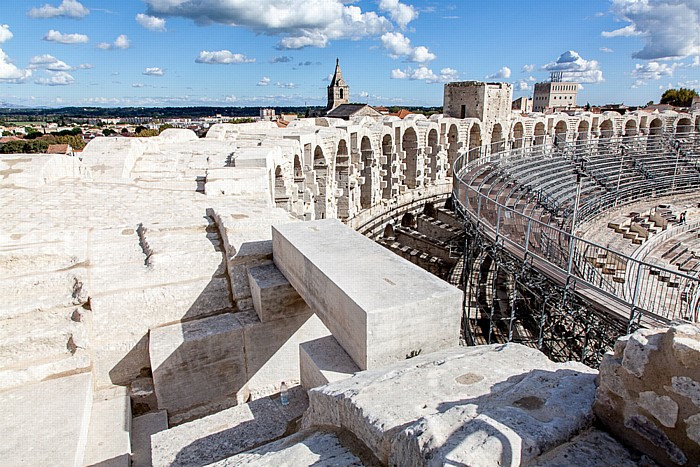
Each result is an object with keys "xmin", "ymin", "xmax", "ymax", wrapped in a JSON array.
[
  {"xmin": 84, "ymin": 387, "xmax": 132, "ymax": 467},
  {"xmin": 300, "ymin": 335, "xmax": 359, "ymax": 390},
  {"xmin": 248, "ymin": 263, "xmax": 309, "ymax": 322},
  {"xmin": 150, "ymin": 313, "xmax": 247, "ymax": 416},
  {"xmin": 272, "ymin": 219, "xmax": 461, "ymax": 370}
]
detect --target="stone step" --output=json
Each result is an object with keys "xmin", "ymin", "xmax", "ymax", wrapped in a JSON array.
[
  {"xmin": 209, "ymin": 429, "xmax": 365, "ymax": 466},
  {"xmin": 248, "ymin": 262, "xmax": 311, "ymax": 323},
  {"xmin": 0, "ymin": 268, "xmax": 88, "ymax": 319},
  {"xmin": 0, "ymin": 372, "xmax": 93, "ymax": 467},
  {"xmin": 151, "ymin": 387, "xmax": 307, "ymax": 467},
  {"xmin": 300, "ymin": 335, "xmax": 359, "ymax": 390},
  {"xmin": 303, "ymin": 344, "xmax": 597, "ymax": 466},
  {"xmin": 131, "ymin": 411, "xmax": 168, "ymax": 467},
  {"xmin": 84, "ymin": 387, "xmax": 132, "ymax": 467}
]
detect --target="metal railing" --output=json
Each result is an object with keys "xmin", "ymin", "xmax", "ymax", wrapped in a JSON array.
[{"xmin": 452, "ymin": 132, "xmax": 700, "ymax": 325}]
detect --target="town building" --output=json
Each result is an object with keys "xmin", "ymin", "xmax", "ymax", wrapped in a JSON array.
[{"xmin": 533, "ymin": 73, "xmax": 579, "ymax": 112}]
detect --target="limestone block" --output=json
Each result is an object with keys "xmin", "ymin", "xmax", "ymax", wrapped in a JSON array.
[
  {"xmin": 82, "ymin": 137, "xmax": 146, "ymax": 179},
  {"xmin": 300, "ymin": 335, "xmax": 359, "ymax": 390},
  {"xmin": 84, "ymin": 387, "xmax": 132, "ymax": 467},
  {"xmin": 150, "ymin": 313, "xmax": 247, "ymax": 416},
  {"xmin": 92, "ymin": 333, "xmax": 150, "ymax": 388},
  {"xmin": 594, "ymin": 324, "xmax": 700, "ymax": 466},
  {"xmin": 303, "ymin": 344, "xmax": 596, "ymax": 465},
  {"xmin": 0, "ymin": 373, "xmax": 93, "ymax": 467},
  {"xmin": 529, "ymin": 428, "xmax": 642, "ymax": 467},
  {"xmin": 209, "ymin": 429, "xmax": 364, "ymax": 466},
  {"xmin": 151, "ymin": 397, "xmax": 288, "ymax": 467},
  {"xmin": 248, "ymin": 263, "xmax": 309, "ymax": 322},
  {"xmin": 272, "ymin": 219, "xmax": 461, "ymax": 370},
  {"xmin": 131, "ymin": 411, "xmax": 168, "ymax": 467},
  {"xmin": 0, "ymin": 268, "xmax": 88, "ymax": 318},
  {"xmin": 205, "ymin": 168, "xmax": 269, "ymax": 197},
  {"xmin": 237, "ymin": 310, "xmax": 331, "ymax": 393}
]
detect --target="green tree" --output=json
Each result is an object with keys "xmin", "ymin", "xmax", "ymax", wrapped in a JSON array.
[
  {"xmin": 158, "ymin": 124, "xmax": 174, "ymax": 134},
  {"xmin": 660, "ymin": 88, "xmax": 699, "ymax": 107},
  {"xmin": 0, "ymin": 139, "xmax": 49, "ymax": 153},
  {"xmin": 102, "ymin": 128, "xmax": 116, "ymax": 136},
  {"xmin": 136, "ymin": 129, "xmax": 159, "ymax": 137}
]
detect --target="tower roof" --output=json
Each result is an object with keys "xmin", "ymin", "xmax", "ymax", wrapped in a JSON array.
[{"xmin": 329, "ymin": 58, "xmax": 346, "ymax": 87}]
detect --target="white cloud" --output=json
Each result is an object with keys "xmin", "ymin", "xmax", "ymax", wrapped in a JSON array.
[
  {"xmin": 0, "ymin": 49, "xmax": 32, "ymax": 83},
  {"xmin": 600, "ymin": 46, "xmax": 614, "ymax": 53},
  {"xmin": 143, "ymin": 0, "xmax": 392, "ymax": 49},
  {"xmin": 132, "ymin": 83, "xmax": 146, "ymax": 88},
  {"xmin": 28, "ymin": 0, "xmax": 89, "ymax": 19},
  {"xmin": 0, "ymin": 25, "xmax": 13, "ymax": 43},
  {"xmin": 631, "ymin": 61, "xmax": 678, "ymax": 80},
  {"xmin": 143, "ymin": 67, "xmax": 164, "ymax": 76},
  {"xmin": 486, "ymin": 66, "xmax": 511, "ymax": 79},
  {"xmin": 77, "ymin": 63, "xmax": 93, "ymax": 69},
  {"xmin": 378, "ymin": 0, "xmax": 418, "ymax": 29},
  {"xmin": 97, "ymin": 34, "xmax": 130, "ymax": 50},
  {"xmin": 43, "ymin": 29, "xmax": 89, "ymax": 44},
  {"xmin": 195, "ymin": 50, "xmax": 255, "ymax": 64},
  {"xmin": 380, "ymin": 32, "xmax": 435, "ymax": 63},
  {"xmin": 543, "ymin": 50, "xmax": 604, "ymax": 83},
  {"xmin": 136, "ymin": 13, "xmax": 166, "ymax": 32},
  {"xmin": 391, "ymin": 65, "xmax": 458, "ymax": 83},
  {"xmin": 270, "ymin": 55, "xmax": 293, "ymax": 63},
  {"xmin": 35, "ymin": 71, "xmax": 75, "ymax": 86},
  {"xmin": 606, "ymin": 0, "xmax": 700, "ymax": 60},
  {"xmin": 515, "ymin": 80, "xmax": 530, "ymax": 91},
  {"xmin": 225, "ymin": 95, "xmax": 238, "ymax": 103},
  {"xmin": 276, "ymin": 81, "xmax": 297, "ymax": 88},
  {"xmin": 28, "ymin": 54, "xmax": 72, "ymax": 71},
  {"xmin": 522, "ymin": 64, "xmax": 535, "ymax": 73},
  {"xmin": 257, "ymin": 76, "xmax": 271, "ymax": 86}
]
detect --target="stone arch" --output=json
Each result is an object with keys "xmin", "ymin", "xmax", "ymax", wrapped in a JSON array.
[
  {"xmin": 427, "ymin": 129, "xmax": 439, "ymax": 182},
  {"xmin": 649, "ymin": 118, "xmax": 663, "ymax": 135},
  {"xmin": 383, "ymin": 222, "xmax": 395, "ymax": 238},
  {"xmin": 512, "ymin": 122, "xmax": 524, "ymax": 149},
  {"xmin": 294, "ymin": 154, "xmax": 303, "ymax": 179},
  {"xmin": 624, "ymin": 119, "xmax": 638, "ymax": 137},
  {"xmin": 676, "ymin": 117, "xmax": 692, "ymax": 135},
  {"xmin": 381, "ymin": 134, "xmax": 394, "ymax": 199},
  {"xmin": 695, "ymin": 116, "xmax": 700, "ymax": 133},
  {"xmin": 534, "ymin": 122, "xmax": 546, "ymax": 146},
  {"xmin": 313, "ymin": 145, "xmax": 327, "ymax": 219},
  {"xmin": 335, "ymin": 139, "xmax": 350, "ymax": 219},
  {"xmin": 468, "ymin": 124, "xmax": 482, "ymax": 162},
  {"xmin": 647, "ymin": 118, "xmax": 664, "ymax": 152},
  {"xmin": 599, "ymin": 119, "xmax": 614, "ymax": 139},
  {"xmin": 577, "ymin": 120, "xmax": 589, "ymax": 142},
  {"xmin": 447, "ymin": 124, "xmax": 459, "ymax": 177},
  {"xmin": 554, "ymin": 120, "xmax": 567, "ymax": 145},
  {"xmin": 401, "ymin": 212, "xmax": 416, "ymax": 229},
  {"xmin": 490, "ymin": 123, "xmax": 504, "ymax": 153},
  {"xmin": 360, "ymin": 136, "xmax": 373, "ymax": 209},
  {"xmin": 403, "ymin": 127, "xmax": 420, "ymax": 189},
  {"xmin": 273, "ymin": 165, "xmax": 289, "ymax": 209}
]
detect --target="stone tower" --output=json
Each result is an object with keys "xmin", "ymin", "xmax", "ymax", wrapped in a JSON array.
[{"xmin": 327, "ymin": 58, "xmax": 349, "ymax": 111}]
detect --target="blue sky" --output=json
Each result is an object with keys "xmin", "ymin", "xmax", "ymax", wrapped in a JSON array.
[{"xmin": 0, "ymin": 0, "xmax": 698, "ymax": 108}]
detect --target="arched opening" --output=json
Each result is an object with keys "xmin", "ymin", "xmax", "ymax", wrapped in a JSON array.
[
  {"xmin": 383, "ymin": 222, "xmax": 395, "ymax": 238},
  {"xmin": 293, "ymin": 155, "xmax": 303, "ymax": 179},
  {"xmin": 647, "ymin": 118, "xmax": 664, "ymax": 152},
  {"xmin": 360, "ymin": 136, "xmax": 373, "ymax": 209},
  {"xmin": 554, "ymin": 120, "xmax": 567, "ymax": 145},
  {"xmin": 649, "ymin": 118, "xmax": 663, "ymax": 135},
  {"xmin": 577, "ymin": 121, "xmax": 589, "ymax": 143},
  {"xmin": 490, "ymin": 123, "xmax": 504, "ymax": 153},
  {"xmin": 313, "ymin": 145, "xmax": 327, "ymax": 219},
  {"xmin": 427, "ymin": 129, "xmax": 439, "ymax": 182},
  {"xmin": 336, "ymin": 140, "xmax": 350, "ymax": 219},
  {"xmin": 274, "ymin": 166, "xmax": 289, "ymax": 209},
  {"xmin": 533, "ymin": 122, "xmax": 546, "ymax": 146},
  {"xmin": 447, "ymin": 124, "xmax": 459, "ymax": 176},
  {"xmin": 468, "ymin": 124, "xmax": 481, "ymax": 162},
  {"xmin": 695, "ymin": 116, "xmax": 700, "ymax": 133},
  {"xmin": 339, "ymin": 88, "xmax": 344, "ymax": 99},
  {"xmin": 381, "ymin": 134, "xmax": 394, "ymax": 199},
  {"xmin": 676, "ymin": 118, "xmax": 692, "ymax": 136},
  {"xmin": 600, "ymin": 119, "xmax": 614, "ymax": 139},
  {"xmin": 401, "ymin": 212, "xmax": 416, "ymax": 229},
  {"xmin": 403, "ymin": 127, "xmax": 420, "ymax": 189},
  {"xmin": 512, "ymin": 122, "xmax": 524, "ymax": 149},
  {"xmin": 625, "ymin": 119, "xmax": 638, "ymax": 137}
]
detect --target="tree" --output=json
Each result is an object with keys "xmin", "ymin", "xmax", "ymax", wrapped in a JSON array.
[
  {"xmin": 646, "ymin": 100, "xmax": 654, "ymax": 107},
  {"xmin": 0, "ymin": 139, "xmax": 49, "ymax": 154},
  {"xmin": 158, "ymin": 124, "xmax": 174, "ymax": 134},
  {"xmin": 136, "ymin": 129, "xmax": 159, "ymax": 137},
  {"xmin": 660, "ymin": 88, "xmax": 699, "ymax": 107},
  {"xmin": 102, "ymin": 128, "xmax": 116, "ymax": 136}
]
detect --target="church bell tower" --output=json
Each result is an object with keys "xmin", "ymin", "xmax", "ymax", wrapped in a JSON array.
[{"xmin": 327, "ymin": 58, "xmax": 349, "ymax": 111}]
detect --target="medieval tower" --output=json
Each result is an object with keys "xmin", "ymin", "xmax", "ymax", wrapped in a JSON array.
[{"xmin": 327, "ymin": 58, "xmax": 349, "ymax": 111}]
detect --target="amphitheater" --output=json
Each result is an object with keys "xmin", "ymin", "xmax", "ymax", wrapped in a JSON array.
[{"xmin": 2, "ymin": 81, "xmax": 700, "ymax": 466}]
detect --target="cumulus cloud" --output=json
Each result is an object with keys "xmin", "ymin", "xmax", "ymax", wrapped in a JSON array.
[
  {"xmin": 391, "ymin": 65, "xmax": 458, "ymax": 83},
  {"xmin": 136, "ymin": 13, "xmax": 166, "ymax": 32},
  {"xmin": 0, "ymin": 49, "xmax": 32, "ymax": 83},
  {"xmin": 600, "ymin": 46, "xmax": 614, "ymax": 53},
  {"xmin": 195, "ymin": 50, "xmax": 255, "ymax": 64},
  {"xmin": 28, "ymin": 0, "xmax": 89, "ymax": 19},
  {"xmin": 521, "ymin": 64, "xmax": 535, "ymax": 73},
  {"xmin": 43, "ymin": 29, "xmax": 89, "ymax": 44},
  {"xmin": 276, "ymin": 81, "xmax": 297, "ymax": 88},
  {"xmin": 543, "ymin": 50, "xmax": 604, "ymax": 83},
  {"xmin": 486, "ymin": 66, "xmax": 511, "ymax": 79},
  {"xmin": 35, "ymin": 71, "xmax": 75, "ymax": 86},
  {"xmin": 0, "ymin": 25, "xmax": 13, "ymax": 43},
  {"xmin": 143, "ymin": 67, "xmax": 164, "ymax": 76},
  {"xmin": 515, "ymin": 80, "xmax": 530, "ymax": 91},
  {"xmin": 378, "ymin": 0, "xmax": 418, "ymax": 29},
  {"xmin": 28, "ymin": 54, "xmax": 72, "ymax": 71},
  {"xmin": 605, "ymin": 0, "xmax": 700, "ymax": 60},
  {"xmin": 132, "ymin": 83, "xmax": 146, "ymax": 88},
  {"xmin": 97, "ymin": 34, "xmax": 130, "ymax": 50},
  {"xmin": 143, "ymin": 0, "xmax": 392, "ymax": 49},
  {"xmin": 631, "ymin": 61, "xmax": 678, "ymax": 80},
  {"xmin": 380, "ymin": 32, "xmax": 435, "ymax": 63},
  {"xmin": 77, "ymin": 63, "xmax": 93, "ymax": 69},
  {"xmin": 225, "ymin": 95, "xmax": 238, "ymax": 103},
  {"xmin": 257, "ymin": 76, "xmax": 271, "ymax": 86},
  {"xmin": 270, "ymin": 55, "xmax": 293, "ymax": 63}
]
